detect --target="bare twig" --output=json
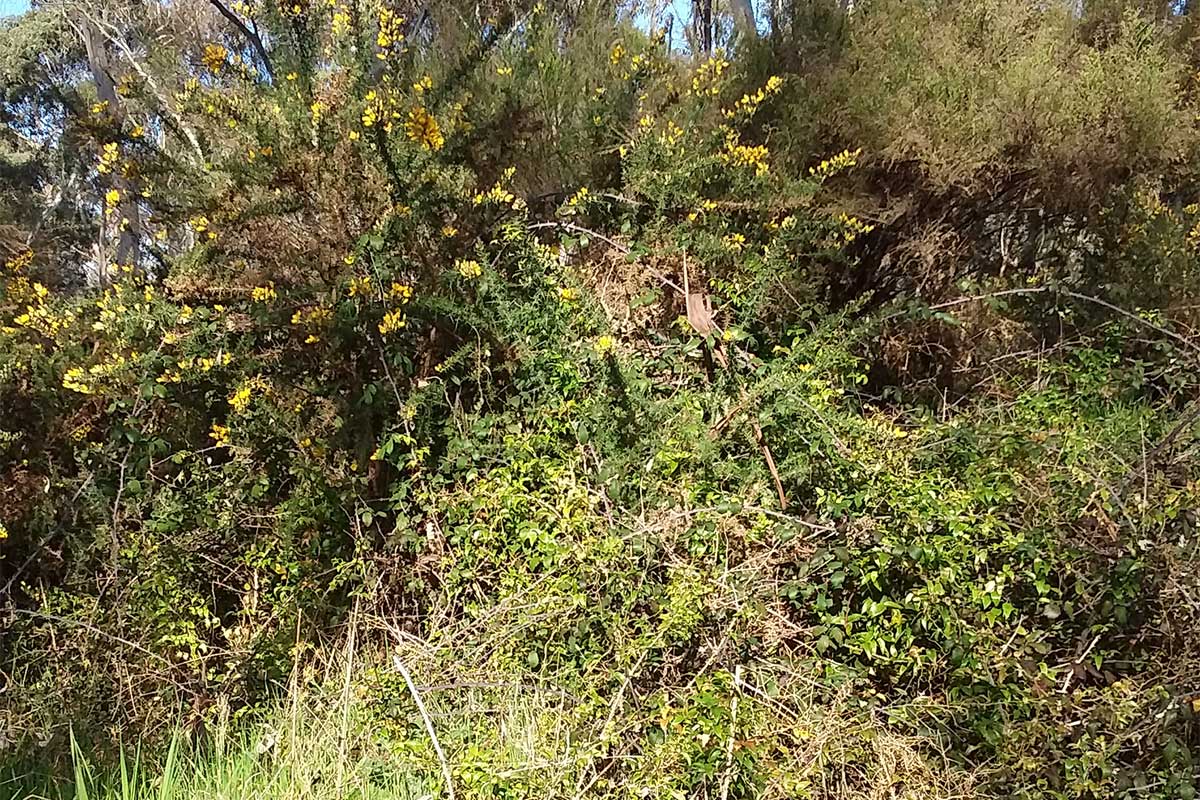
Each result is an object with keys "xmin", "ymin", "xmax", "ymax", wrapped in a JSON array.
[
  {"xmin": 528, "ymin": 221, "xmax": 684, "ymax": 295},
  {"xmin": 7, "ymin": 609, "xmax": 173, "ymax": 666},
  {"xmin": 1117, "ymin": 402, "xmax": 1200, "ymax": 496},
  {"xmin": 885, "ymin": 286, "xmax": 1200, "ymax": 355},
  {"xmin": 88, "ymin": 13, "xmax": 206, "ymax": 165},
  {"xmin": 390, "ymin": 652, "xmax": 456, "ymax": 800},
  {"xmin": 718, "ymin": 664, "xmax": 743, "ymax": 800}
]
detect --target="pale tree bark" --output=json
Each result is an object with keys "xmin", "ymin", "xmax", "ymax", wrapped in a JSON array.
[
  {"xmin": 731, "ymin": 0, "xmax": 758, "ymax": 41},
  {"xmin": 77, "ymin": 15, "xmax": 141, "ymax": 274},
  {"xmin": 87, "ymin": 12, "xmax": 206, "ymax": 166}
]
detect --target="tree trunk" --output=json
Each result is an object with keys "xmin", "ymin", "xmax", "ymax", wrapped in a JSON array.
[{"xmin": 79, "ymin": 17, "xmax": 141, "ymax": 273}]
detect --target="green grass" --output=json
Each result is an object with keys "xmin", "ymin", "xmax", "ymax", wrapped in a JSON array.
[{"xmin": 2, "ymin": 691, "xmax": 432, "ymax": 800}]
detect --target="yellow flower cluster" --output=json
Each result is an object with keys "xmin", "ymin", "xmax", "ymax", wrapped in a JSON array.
[
  {"xmin": 5, "ymin": 248, "xmax": 33, "ymax": 274},
  {"xmin": 559, "ymin": 286, "xmax": 579, "ymax": 302},
  {"xmin": 608, "ymin": 41, "xmax": 649, "ymax": 79},
  {"xmin": 229, "ymin": 376, "xmax": 268, "ymax": 413},
  {"xmin": 472, "ymin": 168, "xmax": 521, "ymax": 208},
  {"xmin": 404, "ymin": 106, "xmax": 444, "ymax": 151},
  {"xmin": 202, "ymin": 43, "xmax": 228, "ymax": 74},
  {"xmin": 764, "ymin": 214, "xmax": 797, "ymax": 233},
  {"xmin": 378, "ymin": 280, "xmax": 413, "ymax": 335},
  {"xmin": 456, "ymin": 259, "xmax": 482, "ymax": 279},
  {"xmin": 474, "ymin": 184, "xmax": 516, "ymax": 206},
  {"xmin": 310, "ymin": 100, "xmax": 325, "ymax": 126},
  {"xmin": 171, "ymin": 353, "xmax": 232, "ymax": 376},
  {"xmin": 567, "ymin": 187, "xmax": 589, "ymax": 208},
  {"xmin": 378, "ymin": 308, "xmax": 406, "ymax": 335},
  {"xmin": 723, "ymin": 232, "xmax": 747, "ymax": 252},
  {"xmin": 62, "ymin": 367, "xmax": 94, "ymax": 394},
  {"xmin": 61, "ymin": 352, "xmax": 134, "ymax": 396},
  {"xmin": 210, "ymin": 422, "xmax": 231, "ymax": 446},
  {"xmin": 13, "ymin": 283, "xmax": 74, "ymax": 338},
  {"xmin": 291, "ymin": 305, "xmax": 333, "ymax": 344},
  {"xmin": 834, "ymin": 213, "xmax": 875, "ymax": 244},
  {"xmin": 719, "ymin": 130, "xmax": 770, "ymax": 176},
  {"xmin": 724, "ymin": 75, "xmax": 783, "ymax": 120},
  {"xmin": 659, "ymin": 120, "xmax": 684, "ymax": 147},
  {"xmin": 412, "ymin": 75, "xmax": 433, "ymax": 95},
  {"xmin": 347, "ymin": 275, "xmax": 372, "ymax": 297},
  {"xmin": 330, "ymin": 0, "xmax": 350, "ymax": 36},
  {"xmin": 809, "ymin": 148, "xmax": 862, "ymax": 181},
  {"xmin": 251, "ymin": 283, "xmax": 277, "ymax": 303},
  {"xmin": 105, "ymin": 189, "xmax": 121, "ymax": 213},
  {"xmin": 440, "ymin": 225, "xmax": 458, "ymax": 238},
  {"xmin": 190, "ymin": 215, "xmax": 217, "ymax": 241},
  {"xmin": 362, "ymin": 91, "xmax": 380, "ymax": 127},
  {"xmin": 376, "ymin": 8, "xmax": 405, "ymax": 59},
  {"xmin": 388, "ymin": 282, "xmax": 413, "ymax": 302},
  {"xmin": 690, "ymin": 57, "xmax": 730, "ymax": 97},
  {"xmin": 97, "ymin": 142, "xmax": 120, "ymax": 175}
]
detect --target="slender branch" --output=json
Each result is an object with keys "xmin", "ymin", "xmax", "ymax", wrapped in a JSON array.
[
  {"xmin": 391, "ymin": 652, "xmax": 456, "ymax": 800},
  {"xmin": 885, "ymin": 286, "xmax": 1200, "ymax": 355},
  {"xmin": 528, "ymin": 221, "xmax": 685, "ymax": 295},
  {"xmin": 7, "ymin": 609, "xmax": 174, "ymax": 666},
  {"xmin": 89, "ymin": 14, "xmax": 206, "ymax": 165},
  {"xmin": 208, "ymin": 0, "xmax": 276, "ymax": 82}
]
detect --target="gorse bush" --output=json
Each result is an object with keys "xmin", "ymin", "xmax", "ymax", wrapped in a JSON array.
[{"xmin": 2, "ymin": 0, "xmax": 1200, "ymax": 798}]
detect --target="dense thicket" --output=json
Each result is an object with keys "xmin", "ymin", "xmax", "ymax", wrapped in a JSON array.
[{"xmin": 2, "ymin": 0, "xmax": 1199, "ymax": 798}]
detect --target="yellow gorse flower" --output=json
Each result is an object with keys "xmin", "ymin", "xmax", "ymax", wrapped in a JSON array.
[
  {"xmin": 809, "ymin": 148, "xmax": 862, "ymax": 181},
  {"xmin": 97, "ymin": 142, "xmax": 120, "ymax": 175},
  {"xmin": 251, "ymin": 283, "xmax": 277, "ymax": 303},
  {"xmin": 719, "ymin": 129, "xmax": 770, "ymax": 176},
  {"xmin": 229, "ymin": 376, "xmax": 267, "ymax": 413},
  {"xmin": 210, "ymin": 422, "xmax": 231, "ymax": 446},
  {"xmin": 378, "ymin": 308, "xmax": 407, "ymax": 335},
  {"xmin": 5, "ymin": 248, "xmax": 33, "ymax": 274},
  {"xmin": 202, "ymin": 43, "xmax": 228, "ymax": 73},
  {"xmin": 724, "ymin": 75, "xmax": 784, "ymax": 120},
  {"xmin": 456, "ymin": 259, "xmax": 482, "ymax": 279},
  {"xmin": 690, "ymin": 57, "xmax": 730, "ymax": 97},
  {"xmin": 404, "ymin": 106, "xmax": 444, "ymax": 151},
  {"xmin": 376, "ymin": 8, "xmax": 405, "ymax": 58}
]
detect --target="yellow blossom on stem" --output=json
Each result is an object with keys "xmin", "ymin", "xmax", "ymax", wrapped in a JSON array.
[
  {"xmin": 202, "ymin": 43, "xmax": 228, "ymax": 73},
  {"xmin": 251, "ymin": 283, "xmax": 278, "ymax": 303},
  {"xmin": 404, "ymin": 106, "xmax": 444, "ymax": 151},
  {"xmin": 378, "ymin": 308, "xmax": 407, "ymax": 335},
  {"xmin": 98, "ymin": 142, "xmax": 120, "ymax": 174},
  {"xmin": 210, "ymin": 422, "xmax": 231, "ymax": 446}
]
